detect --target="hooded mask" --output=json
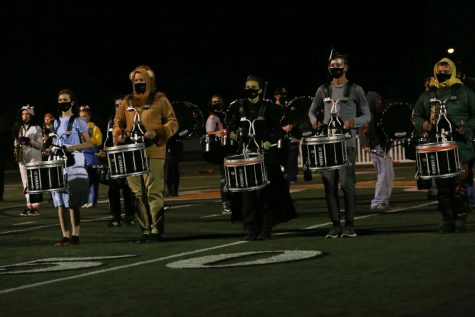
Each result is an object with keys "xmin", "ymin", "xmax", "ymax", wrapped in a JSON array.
[
  {"xmin": 129, "ymin": 65, "xmax": 157, "ymax": 96},
  {"xmin": 432, "ymin": 57, "xmax": 463, "ymax": 88}
]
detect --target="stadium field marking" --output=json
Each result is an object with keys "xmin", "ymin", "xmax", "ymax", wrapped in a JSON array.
[
  {"xmin": 0, "ymin": 200, "xmax": 438, "ymax": 295},
  {"xmin": 12, "ymin": 222, "xmax": 36, "ymax": 226},
  {"xmin": 302, "ymin": 201, "xmax": 437, "ymax": 230},
  {"xmin": 0, "ymin": 204, "xmax": 196, "ymax": 235},
  {"xmin": 0, "ymin": 240, "xmax": 247, "ymax": 295}
]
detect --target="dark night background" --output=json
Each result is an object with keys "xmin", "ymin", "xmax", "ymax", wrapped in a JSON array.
[{"xmin": 1, "ymin": 0, "xmax": 474, "ymax": 165}]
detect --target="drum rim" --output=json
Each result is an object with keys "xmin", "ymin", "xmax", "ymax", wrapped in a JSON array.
[
  {"xmin": 416, "ymin": 141, "xmax": 457, "ymax": 149},
  {"xmin": 308, "ymin": 164, "xmax": 347, "ymax": 171},
  {"xmin": 106, "ymin": 143, "xmax": 146, "ymax": 152},
  {"xmin": 25, "ymin": 160, "xmax": 65, "ymax": 168},
  {"xmin": 225, "ymin": 181, "xmax": 270, "ymax": 192},
  {"xmin": 224, "ymin": 153, "xmax": 264, "ymax": 163},
  {"xmin": 303, "ymin": 134, "xmax": 346, "ymax": 144},
  {"xmin": 109, "ymin": 169, "xmax": 150, "ymax": 179},
  {"xmin": 417, "ymin": 170, "xmax": 463, "ymax": 180}
]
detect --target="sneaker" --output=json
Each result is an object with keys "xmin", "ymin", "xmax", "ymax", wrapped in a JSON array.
[
  {"xmin": 67, "ymin": 235, "xmax": 80, "ymax": 246},
  {"xmin": 222, "ymin": 208, "xmax": 232, "ymax": 215},
  {"xmin": 341, "ymin": 226, "xmax": 357, "ymax": 238},
  {"xmin": 148, "ymin": 233, "xmax": 162, "ymax": 243},
  {"xmin": 325, "ymin": 226, "xmax": 342, "ymax": 239},
  {"xmin": 19, "ymin": 208, "xmax": 31, "ymax": 216},
  {"xmin": 256, "ymin": 230, "xmax": 271, "ymax": 240},
  {"xmin": 164, "ymin": 204, "xmax": 171, "ymax": 211},
  {"xmin": 371, "ymin": 203, "xmax": 390, "ymax": 210},
  {"xmin": 136, "ymin": 234, "xmax": 149, "ymax": 244},
  {"xmin": 107, "ymin": 219, "xmax": 121, "ymax": 227},
  {"xmin": 53, "ymin": 237, "xmax": 70, "ymax": 247},
  {"xmin": 28, "ymin": 208, "xmax": 40, "ymax": 216},
  {"xmin": 243, "ymin": 231, "xmax": 259, "ymax": 241}
]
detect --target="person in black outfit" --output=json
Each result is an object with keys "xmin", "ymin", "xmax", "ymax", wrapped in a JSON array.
[
  {"xmin": 226, "ymin": 75, "xmax": 297, "ymax": 240},
  {"xmin": 274, "ymin": 86, "xmax": 301, "ymax": 184},
  {"xmin": 164, "ymin": 134, "xmax": 184, "ymax": 197},
  {"xmin": 100, "ymin": 95, "xmax": 136, "ymax": 227}
]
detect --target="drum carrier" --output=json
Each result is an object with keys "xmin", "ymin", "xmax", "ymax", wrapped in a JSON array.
[
  {"xmin": 106, "ymin": 104, "xmax": 150, "ymax": 179},
  {"xmin": 415, "ymin": 98, "xmax": 463, "ymax": 179},
  {"xmin": 223, "ymin": 117, "xmax": 270, "ymax": 192},
  {"xmin": 302, "ymin": 97, "xmax": 349, "ymax": 172}
]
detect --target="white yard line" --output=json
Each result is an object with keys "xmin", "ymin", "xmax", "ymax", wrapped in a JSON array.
[
  {"xmin": 0, "ymin": 240, "xmax": 247, "ymax": 295},
  {"xmin": 0, "ymin": 200, "xmax": 438, "ymax": 295}
]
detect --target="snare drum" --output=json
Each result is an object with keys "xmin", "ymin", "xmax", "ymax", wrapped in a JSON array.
[
  {"xmin": 201, "ymin": 134, "xmax": 229, "ymax": 164},
  {"xmin": 415, "ymin": 141, "xmax": 463, "ymax": 179},
  {"xmin": 224, "ymin": 152, "xmax": 269, "ymax": 192},
  {"xmin": 303, "ymin": 134, "xmax": 348, "ymax": 171},
  {"xmin": 25, "ymin": 160, "xmax": 66, "ymax": 193},
  {"xmin": 106, "ymin": 143, "xmax": 150, "ymax": 179},
  {"xmin": 93, "ymin": 164, "xmax": 110, "ymax": 185}
]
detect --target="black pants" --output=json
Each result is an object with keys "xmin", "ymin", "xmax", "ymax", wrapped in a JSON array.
[
  {"xmin": 108, "ymin": 178, "xmax": 135, "ymax": 221},
  {"xmin": 435, "ymin": 162, "xmax": 470, "ymax": 221},
  {"xmin": 165, "ymin": 153, "xmax": 180, "ymax": 195}
]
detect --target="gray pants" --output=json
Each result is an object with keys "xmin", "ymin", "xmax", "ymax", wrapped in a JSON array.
[
  {"xmin": 370, "ymin": 146, "xmax": 394, "ymax": 208},
  {"xmin": 320, "ymin": 147, "xmax": 356, "ymax": 224}
]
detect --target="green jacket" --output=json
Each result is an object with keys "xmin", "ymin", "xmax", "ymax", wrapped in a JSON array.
[{"xmin": 413, "ymin": 84, "xmax": 475, "ymax": 162}]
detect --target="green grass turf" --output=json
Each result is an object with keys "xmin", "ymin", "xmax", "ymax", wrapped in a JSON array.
[{"xmin": 1, "ymin": 161, "xmax": 474, "ymax": 316}]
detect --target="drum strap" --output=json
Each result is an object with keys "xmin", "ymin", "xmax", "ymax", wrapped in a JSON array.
[
  {"xmin": 432, "ymin": 84, "xmax": 459, "ymax": 102},
  {"xmin": 54, "ymin": 114, "xmax": 78, "ymax": 136},
  {"xmin": 127, "ymin": 95, "xmax": 155, "ymax": 109},
  {"xmin": 322, "ymin": 81, "xmax": 353, "ymax": 99},
  {"xmin": 238, "ymin": 100, "xmax": 267, "ymax": 119}
]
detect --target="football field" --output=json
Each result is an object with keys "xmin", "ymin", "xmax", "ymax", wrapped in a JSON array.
[{"xmin": 1, "ymin": 161, "xmax": 474, "ymax": 317}]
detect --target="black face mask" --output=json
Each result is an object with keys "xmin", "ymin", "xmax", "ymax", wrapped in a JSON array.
[
  {"xmin": 329, "ymin": 68, "xmax": 345, "ymax": 79},
  {"xmin": 211, "ymin": 103, "xmax": 224, "ymax": 112},
  {"xmin": 134, "ymin": 83, "xmax": 147, "ymax": 94},
  {"xmin": 280, "ymin": 95, "xmax": 288, "ymax": 104},
  {"xmin": 58, "ymin": 102, "xmax": 72, "ymax": 112},
  {"xmin": 437, "ymin": 73, "xmax": 451, "ymax": 83},
  {"xmin": 245, "ymin": 88, "xmax": 259, "ymax": 99}
]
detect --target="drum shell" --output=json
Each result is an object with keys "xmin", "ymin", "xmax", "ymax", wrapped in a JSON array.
[
  {"xmin": 106, "ymin": 143, "xmax": 150, "ymax": 179},
  {"xmin": 303, "ymin": 135, "xmax": 348, "ymax": 171},
  {"xmin": 224, "ymin": 153, "xmax": 269, "ymax": 192},
  {"xmin": 378, "ymin": 102, "xmax": 414, "ymax": 141},
  {"xmin": 201, "ymin": 134, "xmax": 237, "ymax": 164},
  {"xmin": 415, "ymin": 141, "xmax": 462, "ymax": 179},
  {"xmin": 93, "ymin": 164, "xmax": 110, "ymax": 185},
  {"xmin": 25, "ymin": 160, "xmax": 66, "ymax": 193}
]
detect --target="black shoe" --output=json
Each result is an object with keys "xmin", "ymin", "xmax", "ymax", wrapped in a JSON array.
[
  {"xmin": 124, "ymin": 217, "xmax": 135, "ymax": 226},
  {"xmin": 136, "ymin": 234, "xmax": 149, "ymax": 243},
  {"xmin": 438, "ymin": 222, "xmax": 455, "ymax": 234},
  {"xmin": 148, "ymin": 233, "xmax": 162, "ymax": 243},
  {"xmin": 69, "ymin": 235, "xmax": 80, "ymax": 245},
  {"xmin": 28, "ymin": 208, "xmax": 40, "ymax": 216},
  {"xmin": 107, "ymin": 219, "xmax": 121, "ymax": 227},
  {"xmin": 256, "ymin": 232, "xmax": 271, "ymax": 240},
  {"xmin": 243, "ymin": 231, "xmax": 258, "ymax": 241},
  {"xmin": 20, "ymin": 208, "xmax": 31, "ymax": 216}
]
